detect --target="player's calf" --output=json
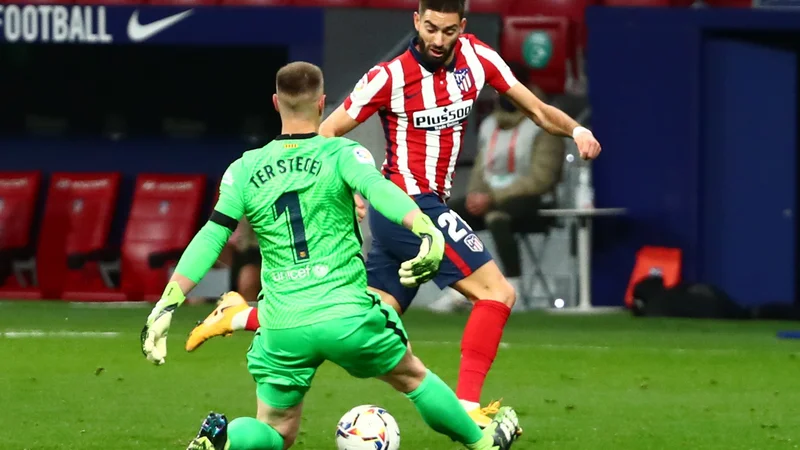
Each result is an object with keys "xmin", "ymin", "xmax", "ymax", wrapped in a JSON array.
[
  {"xmin": 456, "ymin": 272, "xmax": 516, "ymax": 309},
  {"xmin": 451, "ymin": 261, "xmax": 516, "ymax": 417},
  {"xmin": 378, "ymin": 348, "xmax": 512, "ymax": 449},
  {"xmin": 377, "ymin": 349, "xmax": 427, "ymax": 393},
  {"xmin": 255, "ymin": 398, "xmax": 302, "ymax": 449}
]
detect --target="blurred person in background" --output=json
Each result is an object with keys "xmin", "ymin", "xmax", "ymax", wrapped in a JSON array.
[
  {"xmin": 430, "ymin": 73, "xmax": 565, "ymax": 313},
  {"xmin": 228, "ymin": 218, "xmax": 261, "ymax": 302},
  {"xmin": 186, "ymin": 219, "xmax": 261, "ymax": 306}
]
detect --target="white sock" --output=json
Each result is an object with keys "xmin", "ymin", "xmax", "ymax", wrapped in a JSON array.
[
  {"xmin": 459, "ymin": 399, "xmax": 480, "ymax": 411},
  {"xmin": 230, "ymin": 307, "xmax": 254, "ymax": 331}
]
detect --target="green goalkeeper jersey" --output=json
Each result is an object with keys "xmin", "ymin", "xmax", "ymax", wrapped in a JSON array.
[{"xmin": 211, "ymin": 133, "xmax": 416, "ymax": 329}]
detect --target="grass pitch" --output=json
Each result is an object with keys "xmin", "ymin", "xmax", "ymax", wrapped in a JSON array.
[{"xmin": 1, "ymin": 301, "xmax": 799, "ymax": 449}]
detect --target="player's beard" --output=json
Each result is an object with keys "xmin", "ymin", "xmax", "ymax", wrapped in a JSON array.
[{"xmin": 417, "ymin": 33, "xmax": 457, "ymax": 68}]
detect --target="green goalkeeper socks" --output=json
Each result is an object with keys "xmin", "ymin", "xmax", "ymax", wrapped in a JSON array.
[
  {"xmin": 223, "ymin": 373, "xmax": 495, "ymax": 450},
  {"xmin": 406, "ymin": 370, "xmax": 489, "ymax": 448},
  {"xmin": 226, "ymin": 417, "xmax": 284, "ymax": 450}
]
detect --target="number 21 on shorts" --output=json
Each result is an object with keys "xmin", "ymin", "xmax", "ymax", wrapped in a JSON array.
[{"xmin": 437, "ymin": 210, "xmax": 473, "ymax": 242}]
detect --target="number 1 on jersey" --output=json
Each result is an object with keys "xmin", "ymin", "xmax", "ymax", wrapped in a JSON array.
[{"xmin": 274, "ymin": 191, "xmax": 309, "ymax": 263}]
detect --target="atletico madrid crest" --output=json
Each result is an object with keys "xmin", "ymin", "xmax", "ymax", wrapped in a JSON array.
[{"xmin": 454, "ymin": 67, "xmax": 474, "ymax": 92}]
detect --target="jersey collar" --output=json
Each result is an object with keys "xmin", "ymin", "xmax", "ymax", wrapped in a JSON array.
[
  {"xmin": 409, "ymin": 37, "xmax": 458, "ymax": 73},
  {"xmin": 275, "ymin": 132, "xmax": 318, "ymax": 140}
]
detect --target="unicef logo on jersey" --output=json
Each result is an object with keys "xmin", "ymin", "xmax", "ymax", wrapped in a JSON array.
[
  {"xmin": 272, "ymin": 267, "xmax": 311, "ymax": 282},
  {"xmin": 412, "ymin": 99, "xmax": 474, "ymax": 131},
  {"xmin": 271, "ymin": 264, "xmax": 330, "ymax": 283}
]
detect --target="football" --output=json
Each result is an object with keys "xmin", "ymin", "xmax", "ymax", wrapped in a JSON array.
[{"xmin": 335, "ymin": 404, "xmax": 401, "ymax": 450}]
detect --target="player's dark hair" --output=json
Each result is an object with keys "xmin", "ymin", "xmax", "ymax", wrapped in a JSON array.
[
  {"xmin": 419, "ymin": 0, "xmax": 465, "ymax": 18},
  {"xmin": 276, "ymin": 62, "xmax": 324, "ymax": 99}
]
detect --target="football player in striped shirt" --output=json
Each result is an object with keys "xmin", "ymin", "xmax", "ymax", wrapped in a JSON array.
[{"xmin": 186, "ymin": 0, "xmax": 601, "ymax": 430}]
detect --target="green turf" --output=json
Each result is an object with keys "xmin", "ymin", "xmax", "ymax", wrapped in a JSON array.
[{"xmin": 1, "ymin": 300, "xmax": 799, "ymax": 449}]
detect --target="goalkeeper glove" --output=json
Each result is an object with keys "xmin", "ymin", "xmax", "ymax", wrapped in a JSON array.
[
  {"xmin": 141, "ymin": 281, "xmax": 185, "ymax": 365},
  {"xmin": 398, "ymin": 213, "xmax": 445, "ymax": 287}
]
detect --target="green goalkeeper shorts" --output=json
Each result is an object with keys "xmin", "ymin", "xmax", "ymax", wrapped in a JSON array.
[{"xmin": 246, "ymin": 300, "xmax": 409, "ymax": 409}]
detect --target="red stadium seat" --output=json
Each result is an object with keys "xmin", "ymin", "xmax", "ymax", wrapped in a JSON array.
[
  {"xmin": 10, "ymin": 0, "xmax": 75, "ymax": 4},
  {"xmin": 509, "ymin": 0, "xmax": 595, "ymax": 18},
  {"xmin": 0, "ymin": 172, "xmax": 41, "ymax": 300},
  {"xmin": 219, "ymin": 0, "xmax": 292, "ymax": 5},
  {"xmin": 54, "ymin": 173, "xmax": 123, "ymax": 302},
  {"xmin": 601, "ymin": 0, "xmax": 671, "ymax": 5},
  {"xmin": 35, "ymin": 174, "xmax": 122, "ymax": 300},
  {"xmin": 294, "ymin": 0, "xmax": 366, "ymax": 6},
  {"xmin": 502, "ymin": 16, "xmax": 571, "ymax": 94},
  {"xmin": 509, "ymin": 0, "xmax": 595, "ymax": 48},
  {"xmin": 365, "ymin": 0, "xmax": 511, "ymax": 12},
  {"xmin": 119, "ymin": 174, "xmax": 207, "ymax": 301},
  {"xmin": 148, "ymin": 0, "xmax": 217, "ymax": 5},
  {"xmin": 364, "ymin": 0, "xmax": 417, "ymax": 9},
  {"xmin": 211, "ymin": 179, "xmax": 222, "ymax": 208},
  {"xmin": 467, "ymin": 0, "xmax": 512, "ymax": 13},
  {"xmin": 78, "ymin": 0, "xmax": 141, "ymax": 4},
  {"xmin": 25, "ymin": 173, "xmax": 121, "ymax": 301}
]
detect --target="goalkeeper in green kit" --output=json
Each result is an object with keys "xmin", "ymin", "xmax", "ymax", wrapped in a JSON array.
[{"xmin": 140, "ymin": 62, "xmax": 521, "ymax": 450}]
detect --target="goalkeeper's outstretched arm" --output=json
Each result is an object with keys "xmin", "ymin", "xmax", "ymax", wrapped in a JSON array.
[
  {"xmin": 141, "ymin": 221, "xmax": 232, "ymax": 366},
  {"xmin": 336, "ymin": 142, "xmax": 444, "ymax": 287},
  {"xmin": 167, "ymin": 220, "xmax": 233, "ymax": 296},
  {"xmin": 336, "ymin": 142, "xmax": 420, "ymax": 228},
  {"xmin": 142, "ymin": 159, "xmax": 246, "ymax": 365}
]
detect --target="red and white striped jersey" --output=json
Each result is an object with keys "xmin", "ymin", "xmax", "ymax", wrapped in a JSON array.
[{"xmin": 343, "ymin": 34, "xmax": 518, "ymax": 200}]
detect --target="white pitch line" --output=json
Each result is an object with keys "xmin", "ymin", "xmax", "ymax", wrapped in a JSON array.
[
  {"xmin": 0, "ymin": 330, "xmax": 121, "ymax": 338},
  {"xmin": 69, "ymin": 302, "xmax": 151, "ymax": 309},
  {"xmin": 413, "ymin": 340, "xmax": 741, "ymax": 355},
  {"xmin": 0, "ymin": 332, "xmax": 744, "ymax": 355},
  {"xmin": 416, "ymin": 341, "xmax": 512, "ymax": 349}
]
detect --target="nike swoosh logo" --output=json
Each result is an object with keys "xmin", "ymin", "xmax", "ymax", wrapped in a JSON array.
[
  {"xmin": 405, "ymin": 90, "xmax": 421, "ymax": 99},
  {"xmin": 127, "ymin": 9, "xmax": 194, "ymax": 43}
]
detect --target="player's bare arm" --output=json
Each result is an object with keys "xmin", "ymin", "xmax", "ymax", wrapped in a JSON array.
[
  {"xmin": 320, "ymin": 105, "xmax": 361, "ymax": 138},
  {"xmin": 319, "ymin": 109, "xmax": 368, "ymax": 221},
  {"xmin": 504, "ymin": 83, "xmax": 602, "ymax": 160},
  {"xmin": 504, "ymin": 83, "xmax": 577, "ymax": 136},
  {"xmin": 338, "ymin": 142, "xmax": 445, "ymax": 287}
]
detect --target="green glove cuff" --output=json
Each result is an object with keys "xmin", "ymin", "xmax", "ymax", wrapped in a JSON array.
[
  {"xmin": 160, "ymin": 281, "xmax": 186, "ymax": 307},
  {"xmin": 410, "ymin": 213, "xmax": 437, "ymax": 238}
]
